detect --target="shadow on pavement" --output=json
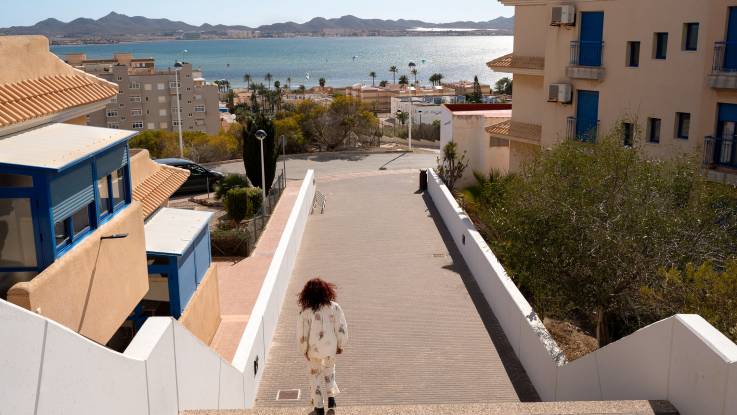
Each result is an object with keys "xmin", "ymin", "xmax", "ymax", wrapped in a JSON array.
[{"xmin": 421, "ymin": 191, "xmax": 541, "ymax": 402}]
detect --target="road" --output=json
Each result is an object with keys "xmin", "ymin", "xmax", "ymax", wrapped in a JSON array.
[{"xmin": 208, "ymin": 151, "xmax": 438, "ymax": 181}]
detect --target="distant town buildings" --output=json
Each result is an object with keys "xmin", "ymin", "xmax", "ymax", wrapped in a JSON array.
[
  {"xmin": 484, "ymin": 0, "xmax": 737, "ymax": 185},
  {"xmin": 65, "ymin": 53, "xmax": 221, "ymax": 135},
  {"xmin": 345, "ymin": 82, "xmax": 492, "ymax": 115}
]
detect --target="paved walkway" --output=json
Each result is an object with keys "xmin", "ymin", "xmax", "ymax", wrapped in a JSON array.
[
  {"xmin": 255, "ymin": 172, "xmax": 536, "ymax": 408},
  {"xmin": 210, "ymin": 183, "xmax": 299, "ymax": 362}
]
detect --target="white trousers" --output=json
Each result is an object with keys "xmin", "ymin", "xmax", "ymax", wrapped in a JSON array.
[{"xmin": 308, "ymin": 356, "xmax": 339, "ymax": 408}]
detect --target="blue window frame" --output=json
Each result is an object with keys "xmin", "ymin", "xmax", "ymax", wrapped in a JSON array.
[
  {"xmin": 683, "ymin": 23, "xmax": 699, "ymax": 51},
  {"xmin": 578, "ymin": 11, "xmax": 605, "ymax": 67},
  {"xmin": 654, "ymin": 32, "xmax": 669, "ymax": 59},
  {"xmin": 53, "ymin": 203, "xmax": 94, "ymax": 254},
  {"xmin": 676, "ymin": 112, "xmax": 691, "ymax": 139}
]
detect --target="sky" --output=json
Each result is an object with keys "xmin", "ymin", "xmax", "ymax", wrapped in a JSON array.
[{"xmin": 0, "ymin": 0, "xmax": 514, "ymax": 28}]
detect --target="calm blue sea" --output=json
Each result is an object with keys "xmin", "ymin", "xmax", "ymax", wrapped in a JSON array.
[{"xmin": 51, "ymin": 37, "xmax": 512, "ymax": 89}]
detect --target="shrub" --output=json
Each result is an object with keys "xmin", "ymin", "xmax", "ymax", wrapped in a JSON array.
[
  {"xmin": 223, "ymin": 187, "xmax": 263, "ymax": 225},
  {"xmin": 215, "ymin": 174, "xmax": 251, "ymax": 200}
]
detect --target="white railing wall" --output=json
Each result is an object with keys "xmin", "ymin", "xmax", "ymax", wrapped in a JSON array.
[
  {"xmin": 0, "ymin": 170, "xmax": 317, "ymax": 415},
  {"xmin": 426, "ymin": 168, "xmax": 737, "ymax": 415}
]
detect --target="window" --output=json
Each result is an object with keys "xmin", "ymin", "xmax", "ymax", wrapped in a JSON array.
[
  {"xmin": 144, "ymin": 83, "xmax": 152, "ymax": 91},
  {"xmin": 0, "ymin": 198, "xmax": 38, "ymax": 267},
  {"xmin": 160, "ymin": 122, "xmax": 168, "ymax": 129},
  {"xmin": 194, "ymin": 105, "xmax": 205, "ymax": 113},
  {"xmin": 169, "ymin": 81, "xmax": 181, "ymax": 89},
  {"xmin": 0, "ymin": 174, "xmax": 33, "ymax": 187},
  {"xmin": 157, "ymin": 83, "xmax": 166, "ymax": 90},
  {"xmin": 195, "ymin": 119, "xmax": 205, "ymax": 126},
  {"xmin": 132, "ymin": 121, "xmax": 144, "ymax": 129},
  {"xmin": 110, "ymin": 95, "xmax": 118, "ymax": 104},
  {"xmin": 106, "ymin": 109, "xmax": 119, "ymax": 117},
  {"xmin": 171, "ymin": 106, "xmax": 181, "ymax": 114},
  {"xmin": 111, "ymin": 168, "xmax": 126, "ymax": 207},
  {"xmin": 627, "ymin": 41, "xmax": 640, "ymax": 67},
  {"xmin": 623, "ymin": 122, "xmax": 634, "ymax": 147},
  {"xmin": 194, "ymin": 94, "xmax": 203, "ymax": 100},
  {"xmin": 54, "ymin": 204, "xmax": 93, "ymax": 251},
  {"xmin": 130, "ymin": 82, "xmax": 141, "ymax": 90},
  {"xmin": 157, "ymin": 96, "xmax": 167, "ymax": 104},
  {"xmin": 159, "ymin": 109, "xmax": 167, "ymax": 116},
  {"xmin": 647, "ymin": 118, "xmax": 661, "ymax": 143},
  {"xmin": 676, "ymin": 112, "xmax": 690, "ymax": 139},
  {"xmin": 147, "ymin": 122, "xmax": 155, "ymax": 129},
  {"xmin": 117, "ymin": 76, "xmax": 124, "ymax": 81},
  {"xmin": 131, "ymin": 108, "xmax": 142, "ymax": 117},
  {"xmin": 107, "ymin": 122, "xmax": 120, "ymax": 129},
  {"xmin": 172, "ymin": 120, "xmax": 182, "ymax": 127},
  {"xmin": 654, "ymin": 32, "xmax": 669, "ymax": 59},
  {"xmin": 98, "ymin": 176, "xmax": 111, "ymax": 216},
  {"xmin": 54, "ymin": 219, "xmax": 70, "ymax": 248},
  {"xmin": 130, "ymin": 95, "xmax": 141, "ymax": 103},
  {"xmin": 683, "ymin": 23, "xmax": 699, "ymax": 51}
]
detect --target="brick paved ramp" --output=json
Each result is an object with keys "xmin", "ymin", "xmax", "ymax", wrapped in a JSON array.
[
  {"xmin": 255, "ymin": 172, "xmax": 535, "ymax": 408},
  {"xmin": 183, "ymin": 400, "xmax": 678, "ymax": 415}
]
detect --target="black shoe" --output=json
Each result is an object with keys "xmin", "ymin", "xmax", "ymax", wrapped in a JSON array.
[
  {"xmin": 314, "ymin": 407, "xmax": 325, "ymax": 415},
  {"xmin": 328, "ymin": 397, "xmax": 336, "ymax": 409}
]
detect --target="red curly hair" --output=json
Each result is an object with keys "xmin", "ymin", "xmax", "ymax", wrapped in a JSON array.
[{"xmin": 298, "ymin": 278, "xmax": 337, "ymax": 311}]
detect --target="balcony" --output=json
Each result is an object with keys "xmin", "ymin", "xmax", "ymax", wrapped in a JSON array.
[
  {"xmin": 487, "ymin": 53, "xmax": 545, "ymax": 76},
  {"xmin": 708, "ymin": 42, "xmax": 737, "ymax": 89},
  {"xmin": 704, "ymin": 136, "xmax": 737, "ymax": 184},
  {"xmin": 567, "ymin": 116, "xmax": 600, "ymax": 142},
  {"xmin": 567, "ymin": 41, "xmax": 606, "ymax": 81}
]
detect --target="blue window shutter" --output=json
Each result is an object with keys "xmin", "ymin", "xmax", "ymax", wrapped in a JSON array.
[
  {"xmin": 50, "ymin": 163, "xmax": 94, "ymax": 222},
  {"xmin": 96, "ymin": 145, "xmax": 128, "ymax": 179},
  {"xmin": 718, "ymin": 103, "xmax": 737, "ymax": 121}
]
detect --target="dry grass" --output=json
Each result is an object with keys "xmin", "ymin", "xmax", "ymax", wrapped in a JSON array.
[{"xmin": 544, "ymin": 317, "xmax": 599, "ymax": 361}]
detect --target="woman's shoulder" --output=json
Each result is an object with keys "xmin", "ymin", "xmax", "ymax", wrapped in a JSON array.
[{"xmin": 329, "ymin": 301, "xmax": 342, "ymax": 310}]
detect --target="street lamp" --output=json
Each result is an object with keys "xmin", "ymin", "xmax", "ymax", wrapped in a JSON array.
[
  {"xmin": 255, "ymin": 130, "xmax": 268, "ymax": 208},
  {"xmin": 407, "ymin": 62, "xmax": 415, "ymax": 151},
  {"xmin": 418, "ymin": 109, "xmax": 423, "ymax": 140},
  {"xmin": 174, "ymin": 61, "xmax": 184, "ymax": 158}
]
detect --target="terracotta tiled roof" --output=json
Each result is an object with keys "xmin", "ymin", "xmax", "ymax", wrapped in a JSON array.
[
  {"xmin": 487, "ymin": 53, "xmax": 545, "ymax": 71},
  {"xmin": 132, "ymin": 164, "xmax": 190, "ymax": 218},
  {"xmin": 0, "ymin": 74, "xmax": 118, "ymax": 127},
  {"xmin": 486, "ymin": 120, "xmax": 542, "ymax": 144}
]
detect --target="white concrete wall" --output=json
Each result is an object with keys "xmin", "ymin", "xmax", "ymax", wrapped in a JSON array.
[
  {"xmin": 0, "ymin": 170, "xmax": 317, "ymax": 415},
  {"xmin": 231, "ymin": 168, "xmax": 316, "ymax": 407},
  {"xmin": 426, "ymin": 168, "xmax": 737, "ymax": 415}
]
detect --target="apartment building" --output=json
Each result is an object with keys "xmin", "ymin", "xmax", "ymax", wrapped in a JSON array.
[
  {"xmin": 345, "ymin": 83, "xmax": 455, "ymax": 113},
  {"xmin": 487, "ymin": 0, "xmax": 737, "ymax": 183},
  {"xmin": 65, "ymin": 53, "xmax": 221, "ymax": 135}
]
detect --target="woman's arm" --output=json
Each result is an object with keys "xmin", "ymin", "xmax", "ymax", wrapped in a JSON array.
[
  {"xmin": 333, "ymin": 303, "xmax": 348, "ymax": 350},
  {"xmin": 297, "ymin": 310, "xmax": 310, "ymax": 357}
]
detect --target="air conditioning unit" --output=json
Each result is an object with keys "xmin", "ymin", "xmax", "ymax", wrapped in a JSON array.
[
  {"xmin": 551, "ymin": 5, "xmax": 576, "ymax": 26},
  {"xmin": 548, "ymin": 83, "xmax": 573, "ymax": 103}
]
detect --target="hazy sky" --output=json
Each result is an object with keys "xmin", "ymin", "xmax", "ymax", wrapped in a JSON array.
[{"xmin": 1, "ymin": 0, "xmax": 514, "ymax": 27}]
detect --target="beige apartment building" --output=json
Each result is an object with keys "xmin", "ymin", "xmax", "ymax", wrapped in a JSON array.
[
  {"xmin": 345, "ymin": 83, "xmax": 456, "ymax": 113},
  {"xmin": 487, "ymin": 0, "xmax": 737, "ymax": 183},
  {"xmin": 65, "ymin": 53, "xmax": 220, "ymax": 136}
]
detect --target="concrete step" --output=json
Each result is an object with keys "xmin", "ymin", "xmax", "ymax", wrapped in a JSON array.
[{"xmin": 183, "ymin": 400, "xmax": 678, "ymax": 415}]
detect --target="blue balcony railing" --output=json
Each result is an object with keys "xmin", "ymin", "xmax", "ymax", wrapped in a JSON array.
[
  {"xmin": 704, "ymin": 136, "xmax": 737, "ymax": 168},
  {"xmin": 570, "ymin": 41, "xmax": 604, "ymax": 67},
  {"xmin": 567, "ymin": 117, "xmax": 600, "ymax": 142},
  {"xmin": 713, "ymin": 41, "xmax": 737, "ymax": 73}
]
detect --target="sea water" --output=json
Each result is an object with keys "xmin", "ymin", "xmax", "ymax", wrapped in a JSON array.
[{"xmin": 51, "ymin": 36, "xmax": 513, "ymax": 88}]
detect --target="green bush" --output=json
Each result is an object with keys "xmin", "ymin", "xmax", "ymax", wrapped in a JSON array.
[
  {"xmin": 215, "ymin": 174, "xmax": 251, "ymax": 200},
  {"xmin": 223, "ymin": 187, "xmax": 263, "ymax": 224}
]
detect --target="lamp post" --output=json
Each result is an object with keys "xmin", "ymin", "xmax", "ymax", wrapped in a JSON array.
[
  {"xmin": 407, "ymin": 62, "xmax": 416, "ymax": 151},
  {"xmin": 174, "ymin": 61, "xmax": 184, "ymax": 158},
  {"xmin": 418, "ymin": 109, "xmax": 423, "ymax": 140},
  {"xmin": 255, "ymin": 130, "xmax": 268, "ymax": 208},
  {"xmin": 280, "ymin": 134, "xmax": 287, "ymax": 180}
]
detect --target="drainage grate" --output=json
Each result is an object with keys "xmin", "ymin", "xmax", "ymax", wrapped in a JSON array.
[{"xmin": 276, "ymin": 389, "xmax": 300, "ymax": 401}]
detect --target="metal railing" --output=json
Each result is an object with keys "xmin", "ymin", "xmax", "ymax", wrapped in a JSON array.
[
  {"xmin": 712, "ymin": 41, "xmax": 737, "ymax": 72},
  {"xmin": 704, "ymin": 136, "xmax": 736, "ymax": 167},
  {"xmin": 570, "ymin": 40, "xmax": 604, "ymax": 67},
  {"xmin": 567, "ymin": 117, "xmax": 600, "ymax": 142}
]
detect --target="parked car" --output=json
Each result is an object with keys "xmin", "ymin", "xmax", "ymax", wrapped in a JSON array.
[{"xmin": 156, "ymin": 158, "xmax": 225, "ymax": 196}]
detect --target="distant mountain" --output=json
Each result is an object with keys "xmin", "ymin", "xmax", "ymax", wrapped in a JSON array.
[{"xmin": 0, "ymin": 12, "xmax": 513, "ymax": 38}]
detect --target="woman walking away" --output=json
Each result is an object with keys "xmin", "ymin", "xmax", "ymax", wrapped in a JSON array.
[{"xmin": 297, "ymin": 278, "xmax": 348, "ymax": 415}]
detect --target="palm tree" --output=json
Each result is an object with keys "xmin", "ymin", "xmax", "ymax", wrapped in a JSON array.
[
  {"xmin": 389, "ymin": 65, "xmax": 398, "ymax": 84},
  {"xmin": 411, "ymin": 68, "xmax": 418, "ymax": 85},
  {"xmin": 243, "ymin": 73, "xmax": 252, "ymax": 89},
  {"xmin": 298, "ymin": 84, "xmax": 306, "ymax": 99},
  {"xmin": 319, "ymin": 77, "xmax": 326, "ymax": 88},
  {"xmin": 429, "ymin": 74, "xmax": 438, "ymax": 86},
  {"xmin": 369, "ymin": 71, "xmax": 377, "ymax": 87},
  {"xmin": 265, "ymin": 73, "xmax": 273, "ymax": 90},
  {"xmin": 379, "ymin": 80, "xmax": 388, "ymax": 87},
  {"xmin": 274, "ymin": 80, "xmax": 281, "ymax": 90},
  {"xmin": 398, "ymin": 75, "xmax": 409, "ymax": 88},
  {"xmin": 436, "ymin": 73, "xmax": 444, "ymax": 86}
]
